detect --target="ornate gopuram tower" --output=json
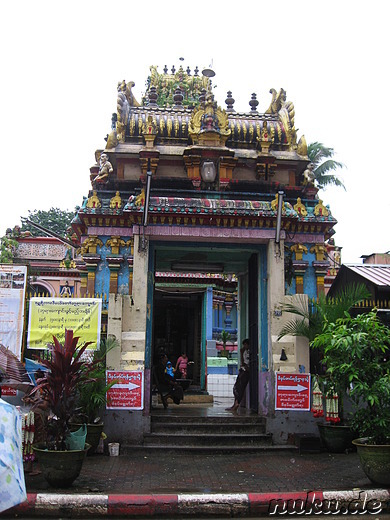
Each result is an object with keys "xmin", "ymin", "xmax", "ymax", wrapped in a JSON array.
[{"xmin": 71, "ymin": 64, "xmax": 336, "ymax": 443}]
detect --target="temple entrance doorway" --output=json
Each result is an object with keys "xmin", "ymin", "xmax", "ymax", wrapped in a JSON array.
[
  {"xmin": 150, "ymin": 242, "xmax": 266, "ymax": 410},
  {"xmin": 152, "ymin": 289, "xmax": 203, "ymax": 388}
]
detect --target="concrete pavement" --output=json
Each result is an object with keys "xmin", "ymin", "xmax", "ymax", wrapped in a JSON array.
[{"xmin": 2, "ymin": 449, "xmax": 390, "ymax": 517}]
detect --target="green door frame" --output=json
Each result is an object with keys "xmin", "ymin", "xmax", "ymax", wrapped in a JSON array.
[
  {"xmin": 201, "ymin": 291, "xmax": 207, "ymax": 391},
  {"xmin": 145, "ymin": 245, "xmax": 155, "ymax": 370}
]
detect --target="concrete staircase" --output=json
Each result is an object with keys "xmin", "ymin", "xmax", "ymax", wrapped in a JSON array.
[{"xmin": 118, "ymin": 413, "xmax": 297, "ymax": 453}]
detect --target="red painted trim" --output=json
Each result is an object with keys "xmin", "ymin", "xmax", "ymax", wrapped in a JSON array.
[
  {"xmin": 107, "ymin": 494, "xmax": 178, "ymax": 516},
  {"xmin": 16, "ymin": 237, "xmax": 64, "ymax": 244},
  {"xmin": 4, "ymin": 493, "xmax": 37, "ymax": 515}
]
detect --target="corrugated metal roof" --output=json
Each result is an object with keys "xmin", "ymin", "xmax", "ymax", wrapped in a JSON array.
[{"xmin": 345, "ymin": 264, "xmax": 390, "ymax": 287}]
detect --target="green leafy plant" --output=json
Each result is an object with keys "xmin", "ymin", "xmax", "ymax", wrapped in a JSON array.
[
  {"xmin": 312, "ymin": 310, "xmax": 390, "ymax": 444},
  {"xmin": 74, "ymin": 336, "xmax": 118, "ymax": 424},
  {"xmin": 27, "ymin": 329, "xmax": 97, "ymax": 450},
  {"xmin": 220, "ymin": 329, "xmax": 231, "ymax": 346},
  {"xmin": 278, "ymin": 284, "xmax": 370, "ymax": 342},
  {"xmin": 308, "ymin": 141, "xmax": 345, "ymax": 190},
  {"xmin": 219, "ymin": 329, "xmax": 231, "ymax": 358},
  {"xmin": 21, "ymin": 207, "xmax": 77, "ymax": 238},
  {"xmin": 0, "ymin": 235, "xmax": 18, "ymax": 263},
  {"xmin": 278, "ymin": 283, "xmax": 370, "ymax": 374}
]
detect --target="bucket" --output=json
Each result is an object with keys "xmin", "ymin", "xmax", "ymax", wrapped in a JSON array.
[
  {"xmin": 108, "ymin": 442, "xmax": 120, "ymax": 456},
  {"xmin": 65, "ymin": 424, "xmax": 87, "ymax": 450}
]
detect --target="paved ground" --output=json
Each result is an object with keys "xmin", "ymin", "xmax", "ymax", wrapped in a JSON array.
[
  {"xmin": 24, "ymin": 449, "xmax": 375, "ymax": 495},
  {"xmin": 22, "ymin": 397, "xmax": 379, "ymax": 495}
]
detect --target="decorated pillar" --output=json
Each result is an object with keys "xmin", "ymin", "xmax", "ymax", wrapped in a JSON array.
[
  {"xmin": 107, "ymin": 258, "xmax": 122, "ymax": 293},
  {"xmin": 310, "ymin": 243, "xmax": 330, "ymax": 297},
  {"xmin": 290, "ymin": 243, "xmax": 308, "ymax": 294},
  {"xmin": 219, "ymin": 155, "xmax": 237, "ymax": 189},
  {"xmin": 84, "ymin": 259, "xmax": 99, "ymax": 296},
  {"xmin": 183, "ymin": 154, "xmax": 202, "ymax": 189},
  {"xmin": 127, "ymin": 238, "xmax": 134, "ymax": 295},
  {"xmin": 224, "ymin": 294, "xmax": 234, "ymax": 328},
  {"xmin": 218, "ymin": 301, "xmax": 223, "ymax": 329},
  {"xmin": 81, "ymin": 236, "xmax": 103, "ymax": 297},
  {"xmin": 256, "ymin": 122, "xmax": 276, "ymax": 181},
  {"xmin": 78, "ymin": 264, "xmax": 88, "ymax": 297},
  {"xmin": 106, "ymin": 236, "xmax": 126, "ymax": 294},
  {"xmin": 212, "ymin": 294, "xmax": 219, "ymax": 330}
]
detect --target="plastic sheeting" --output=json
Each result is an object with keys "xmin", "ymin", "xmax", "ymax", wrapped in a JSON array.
[{"xmin": 0, "ymin": 398, "xmax": 27, "ymax": 513}]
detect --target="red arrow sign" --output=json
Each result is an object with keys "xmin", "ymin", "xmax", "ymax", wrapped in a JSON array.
[
  {"xmin": 275, "ymin": 373, "xmax": 311, "ymax": 411},
  {"xmin": 106, "ymin": 370, "xmax": 144, "ymax": 410}
]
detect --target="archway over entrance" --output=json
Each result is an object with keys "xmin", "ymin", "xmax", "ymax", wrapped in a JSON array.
[{"xmin": 149, "ymin": 242, "xmax": 266, "ymax": 409}]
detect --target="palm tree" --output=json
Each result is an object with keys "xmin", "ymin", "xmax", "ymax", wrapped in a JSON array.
[
  {"xmin": 278, "ymin": 283, "xmax": 370, "ymax": 373},
  {"xmin": 278, "ymin": 283, "xmax": 369, "ymax": 342},
  {"xmin": 219, "ymin": 329, "xmax": 231, "ymax": 358},
  {"xmin": 307, "ymin": 142, "xmax": 345, "ymax": 190}
]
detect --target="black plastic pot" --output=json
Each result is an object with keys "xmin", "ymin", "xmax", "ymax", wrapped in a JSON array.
[{"xmin": 318, "ymin": 423, "xmax": 356, "ymax": 453}]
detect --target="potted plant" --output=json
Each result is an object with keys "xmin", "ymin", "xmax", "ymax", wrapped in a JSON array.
[
  {"xmin": 311, "ymin": 375, "xmax": 357, "ymax": 453},
  {"xmin": 27, "ymin": 329, "xmax": 98, "ymax": 487},
  {"xmin": 71, "ymin": 336, "xmax": 118, "ymax": 453},
  {"xmin": 312, "ymin": 310, "xmax": 390, "ymax": 485},
  {"xmin": 279, "ymin": 283, "xmax": 370, "ymax": 451},
  {"xmin": 219, "ymin": 329, "xmax": 231, "ymax": 358}
]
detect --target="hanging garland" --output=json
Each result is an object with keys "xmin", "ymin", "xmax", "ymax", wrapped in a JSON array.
[
  {"xmin": 311, "ymin": 376, "xmax": 324, "ymax": 417},
  {"xmin": 21, "ymin": 411, "xmax": 35, "ymax": 462},
  {"xmin": 325, "ymin": 387, "xmax": 340, "ymax": 423}
]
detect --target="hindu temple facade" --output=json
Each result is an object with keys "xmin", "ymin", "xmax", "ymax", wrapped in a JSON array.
[{"xmin": 71, "ymin": 65, "xmax": 336, "ymax": 443}]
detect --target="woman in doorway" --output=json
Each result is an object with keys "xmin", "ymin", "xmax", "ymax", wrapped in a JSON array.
[
  {"xmin": 175, "ymin": 352, "xmax": 189, "ymax": 379},
  {"xmin": 226, "ymin": 338, "xmax": 250, "ymax": 412}
]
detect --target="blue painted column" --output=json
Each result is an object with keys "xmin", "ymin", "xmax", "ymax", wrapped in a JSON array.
[
  {"xmin": 206, "ymin": 287, "xmax": 213, "ymax": 340},
  {"xmin": 218, "ymin": 301, "xmax": 223, "ymax": 329},
  {"xmin": 201, "ymin": 293, "xmax": 207, "ymax": 391}
]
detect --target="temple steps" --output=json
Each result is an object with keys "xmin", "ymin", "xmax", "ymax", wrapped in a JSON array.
[{"xmin": 122, "ymin": 414, "xmax": 297, "ymax": 453}]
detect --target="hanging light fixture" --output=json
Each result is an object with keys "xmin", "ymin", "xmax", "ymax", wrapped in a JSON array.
[
  {"xmin": 139, "ymin": 159, "xmax": 153, "ymax": 252},
  {"xmin": 275, "ymin": 191, "xmax": 284, "ymax": 244},
  {"xmin": 201, "ymin": 161, "xmax": 217, "ymax": 183}
]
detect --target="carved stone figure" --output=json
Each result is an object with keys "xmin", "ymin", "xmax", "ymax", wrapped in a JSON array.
[
  {"xmin": 265, "ymin": 88, "xmax": 286, "ymax": 114},
  {"xmin": 86, "ymin": 191, "xmax": 101, "ymax": 209},
  {"xmin": 293, "ymin": 197, "xmax": 308, "ymax": 217},
  {"xmin": 303, "ymin": 163, "xmax": 315, "ymax": 186},
  {"xmin": 271, "ymin": 193, "xmax": 285, "ymax": 212},
  {"xmin": 95, "ymin": 153, "xmax": 113, "ymax": 183},
  {"xmin": 106, "ymin": 236, "xmax": 126, "ymax": 255},
  {"xmin": 314, "ymin": 200, "xmax": 329, "ymax": 217},
  {"xmin": 81, "ymin": 236, "xmax": 103, "ymax": 255},
  {"xmin": 310, "ymin": 243, "xmax": 327, "ymax": 262},
  {"xmin": 110, "ymin": 191, "xmax": 122, "ymax": 209},
  {"xmin": 291, "ymin": 243, "xmax": 308, "ymax": 261}
]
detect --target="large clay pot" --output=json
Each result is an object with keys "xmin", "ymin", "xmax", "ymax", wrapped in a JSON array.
[
  {"xmin": 352, "ymin": 438, "xmax": 390, "ymax": 486},
  {"xmin": 32, "ymin": 443, "xmax": 90, "ymax": 487},
  {"xmin": 318, "ymin": 423, "xmax": 356, "ymax": 453}
]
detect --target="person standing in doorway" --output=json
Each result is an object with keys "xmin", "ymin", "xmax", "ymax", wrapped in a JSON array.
[
  {"xmin": 226, "ymin": 338, "xmax": 250, "ymax": 412},
  {"xmin": 175, "ymin": 352, "xmax": 189, "ymax": 379}
]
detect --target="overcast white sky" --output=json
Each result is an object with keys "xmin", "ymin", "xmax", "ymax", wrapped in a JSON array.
[{"xmin": 1, "ymin": 0, "xmax": 389, "ymax": 263}]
